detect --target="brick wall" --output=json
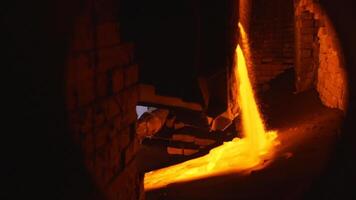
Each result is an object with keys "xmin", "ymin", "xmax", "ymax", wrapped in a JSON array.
[
  {"xmin": 294, "ymin": 0, "xmax": 348, "ymax": 111},
  {"xmin": 65, "ymin": 0, "xmax": 143, "ymax": 199},
  {"xmin": 294, "ymin": 8, "xmax": 318, "ymax": 91},
  {"xmin": 250, "ymin": 0, "xmax": 295, "ymax": 85}
]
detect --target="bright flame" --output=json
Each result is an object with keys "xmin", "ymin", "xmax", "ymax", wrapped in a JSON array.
[{"xmin": 144, "ymin": 23, "xmax": 278, "ymax": 191}]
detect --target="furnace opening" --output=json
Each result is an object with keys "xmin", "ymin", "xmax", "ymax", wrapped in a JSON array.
[{"xmin": 63, "ymin": 0, "xmax": 349, "ymax": 199}]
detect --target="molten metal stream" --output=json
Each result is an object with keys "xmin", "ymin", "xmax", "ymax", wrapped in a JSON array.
[{"xmin": 144, "ymin": 24, "xmax": 278, "ymax": 191}]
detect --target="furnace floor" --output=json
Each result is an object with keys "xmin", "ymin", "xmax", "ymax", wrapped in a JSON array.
[{"xmin": 142, "ymin": 70, "xmax": 345, "ymax": 199}]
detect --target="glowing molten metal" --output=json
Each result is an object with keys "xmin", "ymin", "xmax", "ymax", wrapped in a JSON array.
[{"xmin": 144, "ymin": 24, "xmax": 278, "ymax": 191}]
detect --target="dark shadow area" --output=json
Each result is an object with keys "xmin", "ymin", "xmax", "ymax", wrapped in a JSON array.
[
  {"xmin": 119, "ymin": 0, "xmax": 237, "ymax": 106},
  {"xmin": 3, "ymin": 1, "xmax": 105, "ymax": 199}
]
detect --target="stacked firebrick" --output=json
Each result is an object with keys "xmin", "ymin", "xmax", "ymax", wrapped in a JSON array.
[
  {"xmin": 65, "ymin": 1, "xmax": 143, "ymax": 199},
  {"xmin": 295, "ymin": 0, "xmax": 348, "ymax": 111}
]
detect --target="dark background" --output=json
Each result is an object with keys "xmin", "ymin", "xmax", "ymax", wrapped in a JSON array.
[{"xmin": 119, "ymin": 0, "xmax": 236, "ymax": 105}]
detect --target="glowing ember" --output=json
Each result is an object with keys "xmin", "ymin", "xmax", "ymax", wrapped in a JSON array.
[{"xmin": 144, "ymin": 23, "xmax": 278, "ymax": 191}]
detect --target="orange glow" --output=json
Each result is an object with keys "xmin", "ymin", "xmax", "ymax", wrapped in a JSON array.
[{"xmin": 144, "ymin": 23, "xmax": 278, "ymax": 191}]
